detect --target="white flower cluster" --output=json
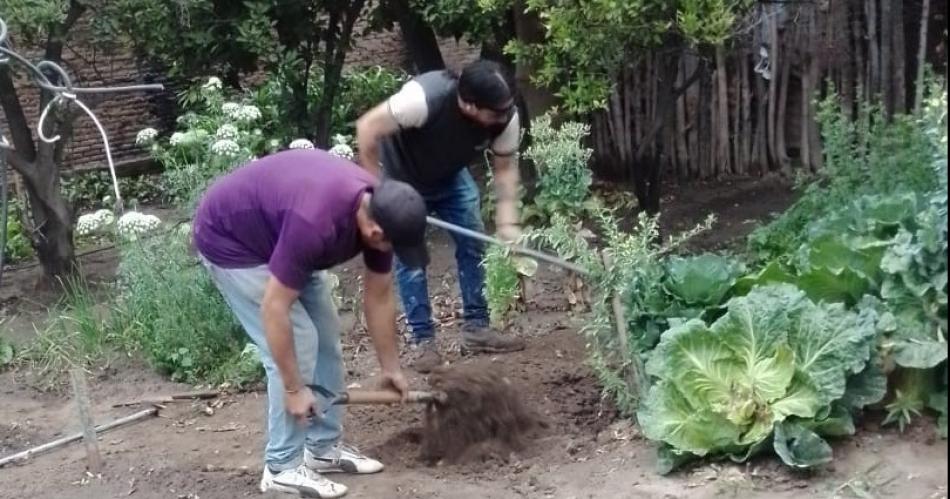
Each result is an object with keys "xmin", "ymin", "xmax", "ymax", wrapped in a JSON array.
[
  {"xmin": 211, "ymin": 139, "xmax": 241, "ymax": 157},
  {"xmin": 202, "ymin": 76, "xmax": 223, "ymax": 91},
  {"xmin": 169, "ymin": 132, "xmax": 187, "ymax": 146},
  {"xmin": 224, "ymin": 104, "xmax": 261, "ymax": 123},
  {"xmin": 216, "ymin": 124, "xmax": 240, "ymax": 140},
  {"xmin": 329, "ymin": 143, "xmax": 354, "ymax": 160},
  {"xmin": 221, "ymin": 102, "xmax": 241, "ymax": 116},
  {"xmin": 289, "ymin": 138, "xmax": 314, "ymax": 150},
  {"xmin": 76, "ymin": 209, "xmax": 116, "ymax": 237},
  {"xmin": 117, "ymin": 211, "xmax": 162, "ymax": 240},
  {"xmin": 328, "ymin": 134, "xmax": 354, "ymax": 160},
  {"xmin": 135, "ymin": 128, "xmax": 159, "ymax": 146}
]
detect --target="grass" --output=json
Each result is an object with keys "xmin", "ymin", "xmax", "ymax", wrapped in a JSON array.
[{"xmin": 11, "ymin": 229, "xmax": 263, "ymax": 390}]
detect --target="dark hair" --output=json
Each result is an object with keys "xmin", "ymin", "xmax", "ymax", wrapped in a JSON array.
[{"xmin": 457, "ymin": 60, "xmax": 516, "ymax": 110}]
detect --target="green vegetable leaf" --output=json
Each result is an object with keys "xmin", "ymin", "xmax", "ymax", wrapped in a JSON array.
[
  {"xmin": 663, "ymin": 254, "xmax": 744, "ymax": 306},
  {"xmin": 788, "ymin": 301, "xmax": 878, "ymax": 404},
  {"xmin": 773, "ymin": 421, "xmax": 834, "ymax": 468},
  {"xmin": 638, "ymin": 380, "xmax": 744, "ymax": 456},
  {"xmin": 840, "ymin": 361, "xmax": 888, "ymax": 410},
  {"xmin": 801, "ymin": 403, "xmax": 857, "ymax": 437},
  {"xmin": 731, "ymin": 261, "xmax": 797, "ymax": 297},
  {"xmin": 639, "ymin": 284, "xmax": 874, "ymax": 470},
  {"xmin": 929, "ymin": 391, "xmax": 948, "ymax": 439}
]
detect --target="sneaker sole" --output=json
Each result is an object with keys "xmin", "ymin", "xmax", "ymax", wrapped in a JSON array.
[{"xmin": 264, "ymin": 481, "xmax": 336, "ymax": 498}]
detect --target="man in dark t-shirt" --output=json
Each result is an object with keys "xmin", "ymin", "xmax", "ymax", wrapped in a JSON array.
[
  {"xmin": 193, "ymin": 149, "xmax": 428, "ymax": 498},
  {"xmin": 356, "ymin": 60, "xmax": 526, "ymax": 373}
]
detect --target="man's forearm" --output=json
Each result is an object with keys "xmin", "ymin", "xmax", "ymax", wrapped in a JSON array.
[
  {"xmin": 358, "ymin": 141, "xmax": 382, "ymax": 177},
  {"xmin": 262, "ymin": 305, "xmax": 303, "ymax": 391},
  {"xmin": 363, "ymin": 274, "xmax": 401, "ymax": 373},
  {"xmin": 493, "ymin": 156, "xmax": 521, "ymax": 228}
]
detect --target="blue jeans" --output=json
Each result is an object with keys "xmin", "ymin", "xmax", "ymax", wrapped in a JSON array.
[
  {"xmin": 200, "ymin": 257, "xmax": 344, "ymax": 472},
  {"xmin": 395, "ymin": 169, "xmax": 489, "ymax": 343}
]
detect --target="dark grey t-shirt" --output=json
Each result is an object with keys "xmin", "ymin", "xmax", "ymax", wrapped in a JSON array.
[{"xmin": 380, "ymin": 70, "xmax": 520, "ymax": 192}]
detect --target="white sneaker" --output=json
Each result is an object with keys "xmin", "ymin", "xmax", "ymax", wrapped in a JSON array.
[
  {"xmin": 305, "ymin": 443, "xmax": 384, "ymax": 474},
  {"xmin": 260, "ymin": 463, "xmax": 348, "ymax": 498}
]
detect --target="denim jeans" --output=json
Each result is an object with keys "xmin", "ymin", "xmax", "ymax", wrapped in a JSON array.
[
  {"xmin": 199, "ymin": 256, "xmax": 344, "ymax": 472},
  {"xmin": 394, "ymin": 168, "xmax": 489, "ymax": 343}
]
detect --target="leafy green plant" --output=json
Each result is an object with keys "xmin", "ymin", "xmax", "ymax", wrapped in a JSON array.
[
  {"xmin": 523, "ymin": 113, "xmax": 595, "ymax": 224},
  {"xmin": 61, "ymin": 171, "xmax": 165, "ymax": 212},
  {"xmin": 482, "ymin": 243, "xmax": 538, "ymax": 327},
  {"xmin": 111, "ymin": 226, "xmax": 249, "ymax": 384},
  {"xmin": 749, "ymin": 84, "xmax": 943, "ymax": 263},
  {"xmin": 639, "ymin": 284, "xmax": 884, "ymax": 473},
  {"xmin": 2, "ymin": 200, "xmax": 33, "ymax": 263}
]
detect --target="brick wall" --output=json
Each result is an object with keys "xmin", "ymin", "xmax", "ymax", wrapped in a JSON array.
[{"xmin": 0, "ymin": 14, "xmax": 479, "ymax": 172}]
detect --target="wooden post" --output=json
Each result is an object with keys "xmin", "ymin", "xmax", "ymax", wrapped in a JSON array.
[
  {"xmin": 69, "ymin": 369, "xmax": 102, "ymax": 473},
  {"xmin": 601, "ymin": 251, "xmax": 645, "ymax": 404}
]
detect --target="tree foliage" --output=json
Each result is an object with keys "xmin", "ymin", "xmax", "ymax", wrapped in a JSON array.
[
  {"xmin": 507, "ymin": 0, "xmax": 753, "ymax": 113},
  {"xmin": 95, "ymin": 0, "xmax": 369, "ymax": 145}
]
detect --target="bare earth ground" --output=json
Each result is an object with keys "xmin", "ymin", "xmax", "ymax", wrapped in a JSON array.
[{"xmin": 1, "ymin": 178, "xmax": 947, "ymax": 499}]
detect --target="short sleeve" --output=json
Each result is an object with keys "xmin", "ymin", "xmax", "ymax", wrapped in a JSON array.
[
  {"xmin": 387, "ymin": 81, "xmax": 428, "ymax": 129},
  {"xmin": 363, "ymin": 247, "xmax": 393, "ymax": 274},
  {"xmin": 491, "ymin": 112, "xmax": 521, "ymax": 156},
  {"xmin": 268, "ymin": 219, "xmax": 324, "ymax": 290}
]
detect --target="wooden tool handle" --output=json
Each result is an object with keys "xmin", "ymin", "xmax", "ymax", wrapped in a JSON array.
[{"xmin": 336, "ymin": 390, "xmax": 445, "ymax": 405}]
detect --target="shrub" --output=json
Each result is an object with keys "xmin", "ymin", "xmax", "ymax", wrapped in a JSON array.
[{"xmin": 111, "ymin": 226, "xmax": 252, "ymax": 384}]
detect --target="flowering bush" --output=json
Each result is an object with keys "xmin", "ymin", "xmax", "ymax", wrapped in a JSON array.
[
  {"xmin": 117, "ymin": 211, "xmax": 162, "ymax": 241},
  {"xmin": 289, "ymin": 138, "xmax": 315, "ymax": 150},
  {"xmin": 76, "ymin": 209, "xmax": 116, "ymax": 237},
  {"xmin": 141, "ymin": 77, "xmax": 267, "ymax": 205},
  {"xmin": 328, "ymin": 134, "xmax": 355, "ymax": 160}
]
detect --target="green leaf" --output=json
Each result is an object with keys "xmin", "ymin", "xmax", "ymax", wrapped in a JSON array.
[
  {"xmin": 731, "ymin": 261, "xmax": 797, "ymax": 297},
  {"xmin": 773, "ymin": 421, "xmax": 834, "ymax": 469},
  {"xmin": 800, "ymin": 235, "xmax": 885, "ymax": 282},
  {"xmin": 891, "ymin": 339, "xmax": 949, "ymax": 369},
  {"xmin": 796, "ymin": 265, "xmax": 873, "ymax": 307},
  {"xmin": 929, "ymin": 391, "xmax": 948, "ymax": 439},
  {"xmin": 0, "ymin": 341, "xmax": 14, "ymax": 367},
  {"xmin": 788, "ymin": 301, "xmax": 878, "ymax": 404},
  {"xmin": 663, "ymin": 254, "xmax": 744, "ymax": 306},
  {"xmin": 802, "ymin": 404, "xmax": 857, "ymax": 437},
  {"xmin": 656, "ymin": 444, "xmax": 699, "ymax": 475},
  {"xmin": 840, "ymin": 361, "xmax": 888, "ymax": 410},
  {"xmin": 638, "ymin": 380, "xmax": 744, "ymax": 456}
]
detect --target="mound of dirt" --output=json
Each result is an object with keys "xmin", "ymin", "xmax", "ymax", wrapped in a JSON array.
[{"xmin": 420, "ymin": 365, "xmax": 547, "ymax": 465}]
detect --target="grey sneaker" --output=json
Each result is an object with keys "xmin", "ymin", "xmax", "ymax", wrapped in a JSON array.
[
  {"xmin": 409, "ymin": 340, "xmax": 443, "ymax": 373},
  {"xmin": 460, "ymin": 325, "xmax": 526, "ymax": 354}
]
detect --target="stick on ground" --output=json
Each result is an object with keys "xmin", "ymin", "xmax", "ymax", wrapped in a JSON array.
[
  {"xmin": 70, "ymin": 368, "xmax": 102, "ymax": 473},
  {"xmin": 0, "ymin": 407, "xmax": 158, "ymax": 468}
]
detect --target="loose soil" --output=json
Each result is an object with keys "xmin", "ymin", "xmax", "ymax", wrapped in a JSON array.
[{"xmin": 1, "ymin": 178, "xmax": 947, "ymax": 499}]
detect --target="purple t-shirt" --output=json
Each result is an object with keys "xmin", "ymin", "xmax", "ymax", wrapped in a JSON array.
[{"xmin": 193, "ymin": 149, "xmax": 392, "ymax": 290}]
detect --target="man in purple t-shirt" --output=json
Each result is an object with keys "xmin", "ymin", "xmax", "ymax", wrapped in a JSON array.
[{"xmin": 193, "ymin": 149, "xmax": 428, "ymax": 498}]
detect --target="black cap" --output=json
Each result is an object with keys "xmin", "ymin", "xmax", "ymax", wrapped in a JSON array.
[{"xmin": 369, "ymin": 180, "xmax": 429, "ymax": 269}]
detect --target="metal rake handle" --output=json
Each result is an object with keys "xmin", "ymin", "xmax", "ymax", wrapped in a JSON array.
[{"xmin": 426, "ymin": 216, "xmax": 589, "ymax": 275}]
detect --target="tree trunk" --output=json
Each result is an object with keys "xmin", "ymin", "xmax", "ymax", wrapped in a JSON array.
[
  {"xmin": 0, "ymin": 1, "xmax": 85, "ymax": 285},
  {"xmin": 512, "ymin": 0, "xmax": 556, "ymax": 120},
  {"xmin": 880, "ymin": 0, "xmax": 893, "ymax": 113},
  {"xmin": 313, "ymin": 1, "xmax": 366, "ymax": 147},
  {"xmin": 914, "ymin": 0, "xmax": 931, "ymax": 112},
  {"xmin": 390, "ymin": 0, "xmax": 445, "ymax": 73},
  {"xmin": 867, "ymin": 0, "xmax": 880, "ymax": 100},
  {"xmin": 775, "ymin": 54, "xmax": 791, "ymax": 174},
  {"xmin": 892, "ymin": 0, "xmax": 906, "ymax": 113},
  {"xmin": 715, "ymin": 47, "xmax": 731, "ymax": 176}
]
